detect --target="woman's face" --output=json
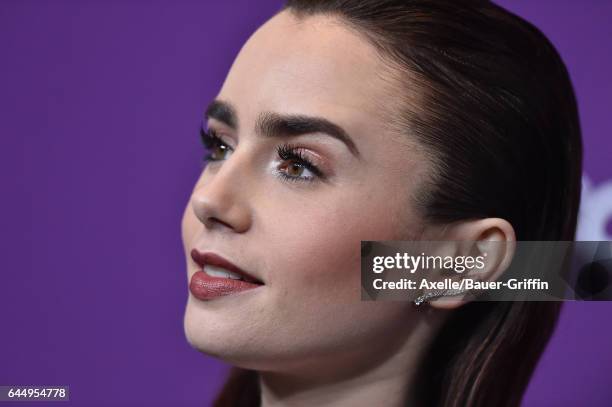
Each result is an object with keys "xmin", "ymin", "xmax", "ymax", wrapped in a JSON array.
[{"xmin": 182, "ymin": 11, "xmax": 433, "ymax": 372}]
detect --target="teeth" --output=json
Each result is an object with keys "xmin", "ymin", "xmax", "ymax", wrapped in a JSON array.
[{"xmin": 204, "ymin": 265, "xmax": 243, "ymax": 280}]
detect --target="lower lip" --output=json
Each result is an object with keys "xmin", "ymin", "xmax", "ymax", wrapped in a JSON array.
[{"xmin": 189, "ymin": 271, "xmax": 263, "ymax": 300}]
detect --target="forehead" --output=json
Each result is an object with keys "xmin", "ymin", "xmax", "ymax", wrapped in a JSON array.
[{"xmin": 217, "ymin": 11, "xmax": 402, "ymax": 132}]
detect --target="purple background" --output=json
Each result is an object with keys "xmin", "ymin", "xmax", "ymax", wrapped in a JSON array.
[{"xmin": 1, "ymin": 1, "xmax": 611, "ymax": 406}]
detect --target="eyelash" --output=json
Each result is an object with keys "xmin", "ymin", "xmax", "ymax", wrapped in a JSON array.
[
  {"xmin": 199, "ymin": 127, "xmax": 325, "ymax": 183},
  {"xmin": 200, "ymin": 127, "xmax": 228, "ymax": 159}
]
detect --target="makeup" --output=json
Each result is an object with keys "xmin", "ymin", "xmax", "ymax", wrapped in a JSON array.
[{"xmin": 189, "ymin": 250, "xmax": 263, "ymax": 300}]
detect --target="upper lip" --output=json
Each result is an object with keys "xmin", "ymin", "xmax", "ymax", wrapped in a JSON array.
[{"xmin": 190, "ymin": 249, "xmax": 263, "ymax": 284}]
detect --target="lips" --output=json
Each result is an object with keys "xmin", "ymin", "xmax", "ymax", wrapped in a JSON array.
[{"xmin": 189, "ymin": 249, "xmax": 264, "ymax": 300}]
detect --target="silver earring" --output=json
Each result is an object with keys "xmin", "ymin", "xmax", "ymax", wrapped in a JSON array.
[{"xmin": 413, "ymin": 288, "xmax": 468, "ymax": 306}]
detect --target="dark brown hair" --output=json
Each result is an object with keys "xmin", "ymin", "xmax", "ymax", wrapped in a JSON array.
[{"xmin": 214, "ymin": 1, "xmax": 583, "ymax": 406}]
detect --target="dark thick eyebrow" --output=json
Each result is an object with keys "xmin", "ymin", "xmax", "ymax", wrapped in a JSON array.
[
  {"xmin": 204, "ymin": 99, "xmax": 360, "ymax": 158},
  {"xmin": 255, "ymin": 112, "xmax": 361, "ymax": 158},
  {"xmin": 205, "ymin": 99, "xmax": 238, "ymax": 129}
]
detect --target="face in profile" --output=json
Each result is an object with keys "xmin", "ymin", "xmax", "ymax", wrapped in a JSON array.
[{"xmin": 181, "ymin": 10, "xmax": 435, "ymax": 373}]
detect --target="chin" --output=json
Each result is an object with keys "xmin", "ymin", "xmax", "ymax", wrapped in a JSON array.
[{"xmin": 183, "ymin": 298, "xmax": 274, "ymax": 369}]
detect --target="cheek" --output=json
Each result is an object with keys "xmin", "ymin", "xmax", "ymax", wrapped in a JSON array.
[
  {"xmin": 257, "ymin": 173, "xmax": 424, "ymax": 315},
  {"xmin": 260, "ymin": 195, "xmax": 411, "ymax": 334},
  {"xmin": 258, "ymin": 222, "xmax": 412, "ymax": 368},
  {"xmin": 265, "ymin": 193, "xmax": 413, "ymax": 295}
]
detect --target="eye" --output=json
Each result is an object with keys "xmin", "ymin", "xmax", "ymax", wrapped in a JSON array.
[
  {"xmin": 200, "ymin": 127, "xmax": 233, "ymax": 162},
  {"xmin": 275, "ymin": 144, "xmax": 324, "ymax": 183},
  {"xmin": 278, "ymin": 161, "xmax": 315, "ymax": 180}
]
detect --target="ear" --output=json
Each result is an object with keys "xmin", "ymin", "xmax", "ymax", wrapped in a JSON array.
[{"xmin": 426, "ymin": 218, "xmax": 516, "ymax": 310}]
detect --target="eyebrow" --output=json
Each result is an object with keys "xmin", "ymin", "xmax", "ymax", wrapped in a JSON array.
[
  {"xmin": 205, "ymin": 99, "xmax": 238, "ymax": 129},
  {"xmin": 204, "ymin": 99, "xmax": 361, "ymax": 158}
]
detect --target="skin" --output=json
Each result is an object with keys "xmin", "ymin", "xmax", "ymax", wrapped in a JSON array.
[{"xmin": 182, "ymin": 10, "xmax": 515, "ymax": 407}]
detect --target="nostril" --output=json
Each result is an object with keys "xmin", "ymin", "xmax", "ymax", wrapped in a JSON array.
[{"xmin": 205, "ymin": 216, "xmax": 234, "ymax": 230}]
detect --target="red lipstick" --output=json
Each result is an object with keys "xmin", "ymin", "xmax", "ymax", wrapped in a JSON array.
[{"xmin": 189, "ymin": 249, "xmax": 263, "ymax": 301}]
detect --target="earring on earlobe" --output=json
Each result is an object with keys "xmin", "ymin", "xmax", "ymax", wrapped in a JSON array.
[{"xmin": 413, "ymin": 288, "xmax": 468, "ymax": 306}]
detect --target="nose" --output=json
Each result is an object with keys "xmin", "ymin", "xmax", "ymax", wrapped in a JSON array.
[{"xmin": 190, "ymin": 155, "xmax": 252, "ymax": 233}]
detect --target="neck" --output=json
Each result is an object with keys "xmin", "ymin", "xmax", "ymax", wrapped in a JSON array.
[{"xmin": 258, "ymin": 315, "xmax": 443, "ymax": 407}]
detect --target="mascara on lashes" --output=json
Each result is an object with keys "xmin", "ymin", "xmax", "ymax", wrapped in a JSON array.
[{"xmin": 199, "ymin": 126, "xmax": 326, "ymax": 181}]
